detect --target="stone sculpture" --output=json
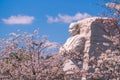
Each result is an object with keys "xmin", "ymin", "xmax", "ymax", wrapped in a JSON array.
[
  {"xmin": 60, "ymin": 17, "xmax": 117, "ymax": 80},
  {"xmin": 60, "ymin": 22, "xmax": 86, "ymax": 74},
  {"xmin": 60, "ymin": 22, "xmax": 85, "ymax": 55}
]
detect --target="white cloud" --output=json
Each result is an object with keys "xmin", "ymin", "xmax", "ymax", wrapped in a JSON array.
[
  {"xmin": 46, "ymin": 12, "xmax": 92, "ymax": 23},
  {"xmin": 2, "ymin": 15, "xmax": 34, "ymax": 25}
]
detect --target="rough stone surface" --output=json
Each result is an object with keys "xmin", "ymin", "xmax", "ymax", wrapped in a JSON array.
[
  {"xmin": 60, "ymin": 17, "xmax": 117, "ymax": 76},
  {"xmin": 59, "ymin": 21, "xmax": 86, "ymax": 74},
  {"xmin": 63, "ymin": 59, "xmax": 80, "ymax": 74}
]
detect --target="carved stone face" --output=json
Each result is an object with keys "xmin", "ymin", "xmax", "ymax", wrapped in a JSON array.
[{"xmin": 69, "ymin": 23, "xmax": 79, "ymax": 36}]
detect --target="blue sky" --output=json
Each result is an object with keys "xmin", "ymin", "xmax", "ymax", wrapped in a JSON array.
[{"xmin": 0, "ymin": 0, "xmax": 106, "ymax": 43}]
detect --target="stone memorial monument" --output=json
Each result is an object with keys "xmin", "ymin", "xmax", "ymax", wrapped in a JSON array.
[{"xmin": 59, "ymin": 17, "xmax": 117, "ymax": 80}]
